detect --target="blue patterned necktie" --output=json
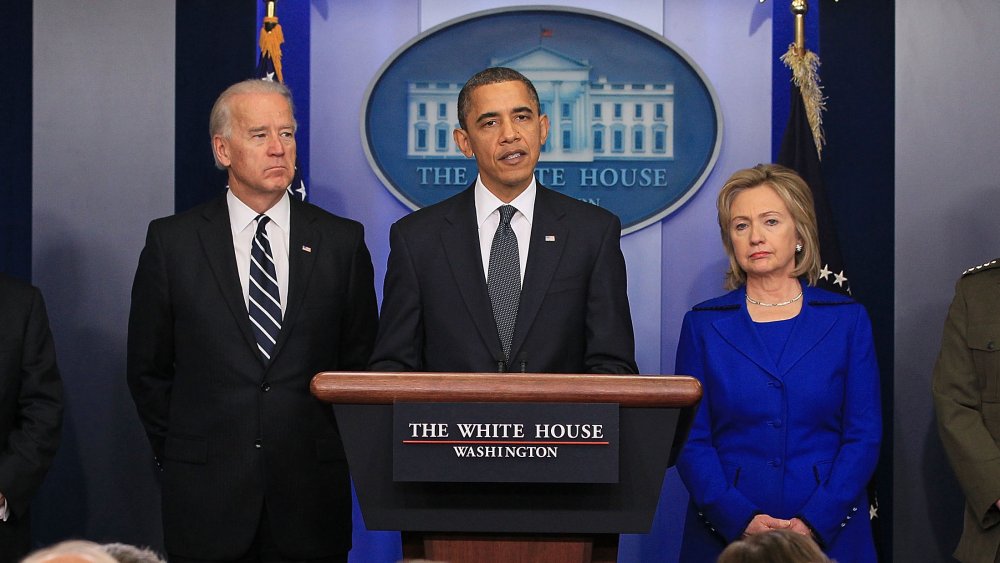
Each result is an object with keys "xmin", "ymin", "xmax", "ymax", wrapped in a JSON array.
[
  {"xmin": 249, "ymin": 215, "xmax": 282, "ymax": 362},
  {"xmin": 488, "ymin": 205, "xmax": 521, "ymax": 362}
]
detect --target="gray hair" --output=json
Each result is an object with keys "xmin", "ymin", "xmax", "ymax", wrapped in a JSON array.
[
  {"xmin": 209, "ymin": 79, "xmax": 297, "ymax": 169},
  {"xmin": 101, "ymin": 543, "xmax": 166, "ymax": 563}
]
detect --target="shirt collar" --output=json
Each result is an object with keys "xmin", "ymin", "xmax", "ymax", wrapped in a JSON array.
[
  {"xmin": 227, "ymin": 190, "xmax": 291, "ymax": 235},
  {"xmin": 474, "ymin": 175, "xmax": 536, "ymax": 229}
]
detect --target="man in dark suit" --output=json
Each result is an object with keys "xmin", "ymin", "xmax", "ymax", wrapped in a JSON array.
[
  {"xmin": 127, "ymin": 79, "xmax": 377, "ymax": 562},
  {"xmin": 0, "ymin": 274, "xmax": 62, "ymax": 560},
  {"xmin": 369, "ymin": 67, "xmax": 636, "ymax": 374}
]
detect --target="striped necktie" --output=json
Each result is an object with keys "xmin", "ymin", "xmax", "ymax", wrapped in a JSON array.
[
  {"xmin": 488, "ymin": 205, "xmax": 520, "ymax": 362},
  {"xmin": 249, "ymin": 214, "xmax": 282, "ymax": 362}
]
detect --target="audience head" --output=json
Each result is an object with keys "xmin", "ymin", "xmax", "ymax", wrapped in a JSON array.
[
  {"xmin": 716, "ymin": 530, "xmax": 833, "ymax": 563},
  {"xmin": 22, "ymin": 540, "xmax": 117, "ymax": 563},
  {"xmin": 99, "ymin": 543, "xmax": 165, "ymax": 563}
]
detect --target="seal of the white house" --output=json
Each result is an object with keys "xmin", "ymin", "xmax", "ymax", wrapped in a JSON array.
[{"xmin": 361, "ymin": 7, "xmax": 722, "ymax": 234}]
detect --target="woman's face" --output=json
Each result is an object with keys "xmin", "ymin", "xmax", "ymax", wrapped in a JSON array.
[{"xmin": 728, "ymin": 184, "xmax": 801, "ymax": 282}]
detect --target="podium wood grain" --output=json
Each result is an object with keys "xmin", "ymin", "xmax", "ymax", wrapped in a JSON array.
[{"xmin": 311, "ymin": 372, "xmax": 701, "ymax": 407}]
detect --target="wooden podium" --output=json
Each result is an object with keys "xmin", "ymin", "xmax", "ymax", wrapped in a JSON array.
[{"xmin": 311, "ymin": 372, "xmax": 700, "ymax": 563}]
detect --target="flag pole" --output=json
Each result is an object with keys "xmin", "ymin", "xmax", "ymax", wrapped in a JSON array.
[
  {"xmin": 255, "ymin": 0, "xmax": 304, "ymax": 200},
  {"xmin": 780, "ymin": 0, "xmax": 823, "ymax": 159},
  {"xmin": 259, "ymin": 0, "xmax": 285, "ymax": 83},
  {"xmin": 792, "ymin": 0, "xmax": 807, "ymax": 55}
]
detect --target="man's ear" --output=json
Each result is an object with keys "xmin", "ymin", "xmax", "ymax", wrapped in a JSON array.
[
  {"xmin": 212, "ymin": 135, "xmax": 232, "ymax": 167},
  {"xmin": 453, "ymin": 128, "xmax": 474, "ymax": 158},
  {"xmin": 539, "ymin": 114, "xmax": 550, "ymax": 146}
]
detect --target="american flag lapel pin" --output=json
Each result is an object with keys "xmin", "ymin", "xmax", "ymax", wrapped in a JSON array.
[
  {"xmin": 302, "ymin": 245, "xmax": 312, "ymax": 253},
  {"xmin": 545, "ymin": 235, "xmax": 556, "ymax": 242}
]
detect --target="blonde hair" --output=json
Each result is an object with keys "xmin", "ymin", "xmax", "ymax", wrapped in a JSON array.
[
  {"xmin": 717, "ymin": 530, "xmax": 834, "ymax": 563},
  {"xmin": 22, "ymin": 540, "xmax": 117, "ymax": 563},
  {"xmin": 716, "ymin": 163, "xmax": 821, "ymax": 290}
]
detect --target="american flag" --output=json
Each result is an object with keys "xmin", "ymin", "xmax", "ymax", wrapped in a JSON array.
[{"xmin": 256, "ymin": 2, "xmax": 306, "ymax": 201}]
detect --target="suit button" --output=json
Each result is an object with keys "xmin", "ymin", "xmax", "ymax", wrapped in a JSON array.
[
  {"xmin": 770, "ymin": 420, "xmax": 783, "ymax": 428},
  {"xmin": 254, "ymin": 439, "xmax": 262, "ymax": 449},
  {"xmin": 261, "ymin": 382, "xmax": 271, "ymax": 392},
  {"xmin": 770, "ymin": 458, "xmax": 782, "ymax": 466},
  {"xmin": 989, "ymin": 341, "xmax": 997, "ymax": 351}
]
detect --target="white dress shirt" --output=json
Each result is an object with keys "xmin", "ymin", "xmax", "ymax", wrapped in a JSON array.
[
  {"xmin": 475, "ymin": 176, "xmax": 535, "ymax": 286},
  {"xmin": 227, "ymin": 190, "xmax": 290, "ymax": 316}
]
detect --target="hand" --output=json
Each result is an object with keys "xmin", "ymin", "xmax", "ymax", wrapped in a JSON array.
[
  {"xmin": 743, "ymin": 513, "xmax": 791, "ymax": 536},
  {"xmin": 995, "ymin": 499, "xmax": 1000, "ymax": 511},
  {"xmin": 787, "ymin": 517, "xmax": 813, "ymax": 537}
]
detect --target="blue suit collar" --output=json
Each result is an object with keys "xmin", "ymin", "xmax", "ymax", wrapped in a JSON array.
[{"xmin": 708, "ymin": 283, "xmax": 847, "ymax": 379}]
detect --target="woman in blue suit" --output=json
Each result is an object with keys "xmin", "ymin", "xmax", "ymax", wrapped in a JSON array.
[{"xmin": 676, "ymin": 164, "xmax": 881, "ymax": 562}]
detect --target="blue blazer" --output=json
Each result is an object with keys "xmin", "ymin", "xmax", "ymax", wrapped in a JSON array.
[{"xmin": 675, "ymin": 284, "xmax": 881, "ymax": 562}]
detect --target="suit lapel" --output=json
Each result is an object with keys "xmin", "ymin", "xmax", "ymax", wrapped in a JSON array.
[
  {"xmin": 711, "ymin": 285, "xmax": 840, "ymax": 379},
  {"xmin": 441, "ymin": 188, "xmax": 507, "ymax": 363},
  {"xmin": 711, "ymin": 298, "xmax": 780, "ymax": 378},
  {"xmin": 198, "ymin": 197, "xmax": 260, "ymax": 359},
  {"xmin": 775, "ymin": 289, "xmax": 838, "ymax": 376},
  {"xmin": 269, "ymin": 198, "xmax": 315, "ymax": 366},
  {"xmin": 508, "ymin": 187, "xmax": 567, "ymax": 363}
]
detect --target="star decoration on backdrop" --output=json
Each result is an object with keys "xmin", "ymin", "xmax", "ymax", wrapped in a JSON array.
[
  {"xmin": 292, "ymin": 177, "xmax": 306, "ymax": 200},
  {"xmin": 819, "ymin": 264, "xmax": 832, "ymax": 281}
]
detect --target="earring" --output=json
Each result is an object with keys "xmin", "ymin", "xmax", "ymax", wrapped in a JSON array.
[{"xmin": 795, "ymin": 243, "xmax": 803, "ymax": 253}]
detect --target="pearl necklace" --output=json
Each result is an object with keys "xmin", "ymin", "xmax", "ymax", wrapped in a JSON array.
[{"xmin": 745, "ymin": 290, "xmax": 803, "ymax": 307}]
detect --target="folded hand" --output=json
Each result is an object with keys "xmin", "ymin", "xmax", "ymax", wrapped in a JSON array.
[{"xmin": 743, "ymin": 513, "xmax": 791, "ymax": 536}]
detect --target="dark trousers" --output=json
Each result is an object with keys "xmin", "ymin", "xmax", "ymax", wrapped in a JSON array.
[
  {"xmin": 169, "ymin": 506, "xmax": 347, "ymax": 563},
  {"xmin": 0, "ymin": 511, "xmax": 31, "ymax": 562}
]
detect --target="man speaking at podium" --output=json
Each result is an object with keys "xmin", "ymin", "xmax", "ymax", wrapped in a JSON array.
[{"xmin": 369, "ymin": 67, "xmax": 636, "ymax": 375}]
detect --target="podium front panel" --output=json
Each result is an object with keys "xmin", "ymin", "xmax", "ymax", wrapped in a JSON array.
[{"xmin": 335, "ymin": 403, "xmax": 681, "ymax": 534}]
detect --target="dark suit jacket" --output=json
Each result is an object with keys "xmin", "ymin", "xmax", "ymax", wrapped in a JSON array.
[
  {"xmin": 0, "ymin": 274, "xmax": 62, "ymax": 557},
  {"xmin": 369, "ymin": 184, "xmax": 636, "ymax": 374},
  {"xmin": 127, "ymin": 195, "xmax": 377, "ymax": 560},
  {"xmin": 933, "ymin": 260, "xmax": 1000, "ymax": 563},
  {"xmin": 676, "ymin": 284, "xmax": 880, "ymax": 563}
]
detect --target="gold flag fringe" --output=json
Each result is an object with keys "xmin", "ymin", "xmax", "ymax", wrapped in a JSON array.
[
  {"xmin": 259, "ymin": 16, "xmax": 285, "ymax": 84},
  {"xmin": 780, "ymin": 45, "xmax": 825, "ymax": 160}
]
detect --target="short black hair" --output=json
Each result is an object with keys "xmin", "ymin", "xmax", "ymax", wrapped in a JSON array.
[{"xmin": 456, "ymin": 67, "xmax": 541, "ymax": 130}]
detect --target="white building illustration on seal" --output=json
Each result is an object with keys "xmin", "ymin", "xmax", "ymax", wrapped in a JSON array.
[{"xmin": 406, "ymin": 46, "xmax": 675, "ymax": 162}]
